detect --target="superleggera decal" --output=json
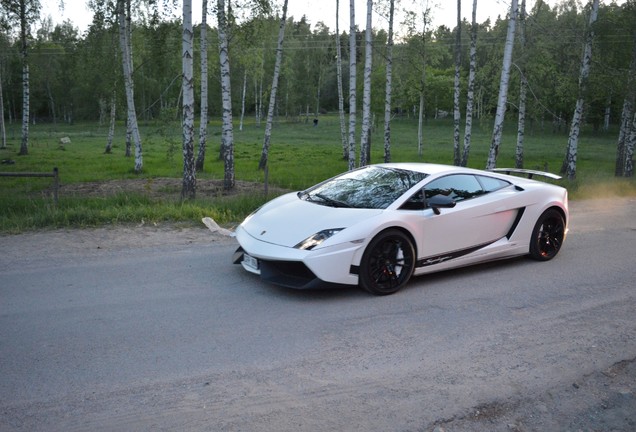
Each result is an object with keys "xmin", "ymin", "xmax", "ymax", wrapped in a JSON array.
[{"xmin": 416, "ymin": 241, "xmax": 498, "ymax": 268}]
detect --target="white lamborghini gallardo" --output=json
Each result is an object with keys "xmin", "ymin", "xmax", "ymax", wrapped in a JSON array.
[{"xmin": 232, "ymin": 163, "xmax": 568, "ymax": 295}]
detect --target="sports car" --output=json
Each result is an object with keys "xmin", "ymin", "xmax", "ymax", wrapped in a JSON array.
[{"xmin": 232, "ymin": 163, "xmax": 568, "ymax": 295}]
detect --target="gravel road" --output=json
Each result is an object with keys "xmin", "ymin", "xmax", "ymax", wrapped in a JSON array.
[{"xmin": 1, "ymin": 198, "xmax": 635, "ymax": 431}]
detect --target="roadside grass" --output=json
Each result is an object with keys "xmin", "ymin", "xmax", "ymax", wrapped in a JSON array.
[{"xmin": 1, "ymin": 116, "xmax": 633, "ymax": 233}]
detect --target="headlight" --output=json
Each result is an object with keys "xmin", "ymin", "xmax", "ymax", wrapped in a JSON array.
[{"xmin": 295, "ymin": 228, "xmax": 344, "ymax": 250}]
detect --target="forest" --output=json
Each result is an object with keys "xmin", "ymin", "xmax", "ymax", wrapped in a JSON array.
[{"xmin": 0, "ymin": 0, "xmax": 635, "ymax": 192}]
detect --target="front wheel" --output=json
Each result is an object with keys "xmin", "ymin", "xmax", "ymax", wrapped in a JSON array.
[
  {"xmin": 529, "ymin": 208, "xmax": 565, "ymax": 261},
  {"xmin": 359, "ymin": 229, "xmax": 415, "ymax": 295}
]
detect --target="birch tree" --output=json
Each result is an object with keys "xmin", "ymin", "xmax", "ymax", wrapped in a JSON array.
[
  {"xmin": 117, "ymin": 0, "xmax": 143, "ymax": 173},
  {"xmin": 383, "ymin": 0, "xmax": 395, "ymax": 163},
  {"xmin": 461, "ymin": 0, "xmax": 478, "ymax": 167},
  {"xmin": 0, "ymin": 69, "xmax": 5, "ymax": 149},
  {"xmin": 452, "ymin": 0, "xmax": 461, "ymax": 166},
  {"xmin": 218, "ymin": 0, "xmax": 235, "ymax": 190},
  {"xmin": 347, "ymin": 0, "xmax": 357, "ymax": 170},
  {"xmin": 625, "ymin": 112, "xmax": 636, "ymax": 177},
  {"xmin": 485, "ymin": 0, "xmax": 518, "ymax": 170},
  {"xmin": 515, "ymin": 0, "xmax": 527, "ymax": 169},
  {"xmin": 562, "ymin": 0, "xmax": 599, "ymax": 180},
  {"xmin": 258, "ymin": 0, "xmax": 288, "ymax": 172},
  {"xmin": 359, "ymin": 0, "xmax": 373, "ymax": 167},
  {"xmin": 336, "ymin": 0, "xmax": 348, "ymax": 159},
  {"xmin": 1, "ymin": 0, "xmax": 40, "ymax": 155},
  {"xmin": 615, "ymin": 32, "xmax": 636, "ymax": 177},
  {"xmin": 181, "ymin": 0, "xmax": 196, "ymax": 199},
  {"xmin": 195, "ymin": 0, "xmax": 209, "ymax": 172},
  {"xmin": 104, "ymin": 91, "xmax": 116, "ymax": 153},
  {"xmin": 240, "ymin": 70, "xmax": 247, "ymax": 131}
]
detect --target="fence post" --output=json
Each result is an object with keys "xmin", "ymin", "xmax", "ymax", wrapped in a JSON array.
[{"xmin": 53, "ymin": 167, "xmax": 59, "ymax": 206}]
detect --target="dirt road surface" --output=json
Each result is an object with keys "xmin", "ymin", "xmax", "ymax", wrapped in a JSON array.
[{"xmin": 1, "ymin": 198, "xmax": 635, "ymax": 431}]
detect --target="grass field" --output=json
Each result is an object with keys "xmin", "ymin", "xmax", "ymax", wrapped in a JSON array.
[{"xmin": 1, "ymin": 115, "xmax": 634, "ymax": 232}]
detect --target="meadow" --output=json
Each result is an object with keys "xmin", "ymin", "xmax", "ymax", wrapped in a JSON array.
[{"xmin": 1, "ymin": 115, "xmax": 634, "ymax": 233}]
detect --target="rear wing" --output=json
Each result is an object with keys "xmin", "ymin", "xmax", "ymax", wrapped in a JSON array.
[{"xmin": 489, "ymin": 168, "xmax": 562, "ymax": 180}]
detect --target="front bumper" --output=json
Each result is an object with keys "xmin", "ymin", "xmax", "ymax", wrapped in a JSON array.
[{"xmin": 232, "ymin": 226, "xmax": 362, "ymax": 288}]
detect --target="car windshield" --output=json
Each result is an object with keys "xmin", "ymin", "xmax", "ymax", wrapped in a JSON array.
[{"xmin": 300, "ymin": 166, "xmax": 428, "ymax": 209}]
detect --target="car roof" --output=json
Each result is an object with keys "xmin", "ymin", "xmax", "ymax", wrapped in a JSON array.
[{"xmin": 374, "ymin": 162, "xmax": 484, "ymax": 177}]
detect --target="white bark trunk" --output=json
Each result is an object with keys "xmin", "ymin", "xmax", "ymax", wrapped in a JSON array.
[
  {"xmin": 336, "ymin": 0, "xmax": 348, "ymax": 160},
  {"xmin": 218, "ymin": 0, "xmax": 235, "ymax": 189},
  {"xmin": 485, "ymin": 0, "xmax": 518, "ymax": 170},
  {"xmin": 105, "ymin": 92, "xmax": 116, "ymax": 153},
  {"xmin": 347, "ymin": 0, "xmax": 357, "ymax": 170},
  {"xmin": 19, "ymin": 0, "xmax": 29, "ymax": 156},
  {"xmin": 564, "ymin": 0, "xmax": 599, "ymax": 180},
  {"xmin": 453, "ymin": 0, "xmax": 461, "ymax": 166},
  {"xmin": 359, "ymin": 0, "xmax": 373, "ymax": 167},
  {"xmin": 418, "ymin": 93, "xmax": 424, "ymax": 157},
  {"xmin": 181, "ymin": 0, "xmax": 196, "ymax": 199},
  {"xmin": 196, "ymin": 0, "xmax": 209, "ymax": 172},
  {"xmin": 625, "ymin": 112, "xmax": 636, "ymax": 177},
  {"xmin": 616, "ymin": 98, "xmax": 632, "ymax": 176},
  {"xmin": 383, "ymin": 0, "xmax": 394, "ymax": 163},
  {"xmin": 0, "ymin": 70, "xmax": 5, "ymax": 149},
  {"xmin": 240, "ymin": 70, "xmax": 247, "ymax": 131},
  {"xmin": 117, "ymin": 0, "xmax": 143, "ymax": 173},
  {"xmin": 461, "ymin": 0, "xmax": 478, "ymax": 167},
  {"xmin": 615, "ymin": 33, "xmax": 636, "ymax": 176},
  {"xmin": 258, "ymin": 0, "xmax": 288, "ymax": 171},
  {"xmin": 515, "ymin": 0, "xmax": 527, "ymax": 169}
]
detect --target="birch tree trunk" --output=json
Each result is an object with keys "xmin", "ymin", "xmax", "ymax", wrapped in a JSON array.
[
  {"xmin": 240, "ymin": 70, "xmax": 247, "ymax": 131},
  {"xmin": 347, "ymin": 0, "xmax": 357, "ymax": 170},
  {"xmin": 218, "ymin": 0, "xmax": 235, "ymax": 190},
  {"xmin": 461, "ymin": 0, "xmax": 478, "ymax": 167},
  {"xmin": 359, "ymin": 0, "xmax": 373, "ymax": 167},
  {"xmin": 452, "ymin": 0, "xmax": 461, "ymax": 166},
  {"xmin": 485, "ymin": 0, "xmax": 518, "ymax": 170},
  {"xmin": 0, "ymin": 69, "xmax": 6, "ymax": 149},
  {"xmin": 418, "ymin": 93, "xmax": 424, "ymax": 157},
  {"xmin": 615, "ymin": 33, "xmax": 636, "ymax": 177},
  {"xmin": 625, "ymin": 112, "xmax": 636, "ymax": 177},
  {"xmin": 624, "ymin": 113, "xmax": 636, "ymax": 177},
  {"xmin": 105, "ymin": 92, "xmax": 116, "ymax": 154},
  {"xmin": 616, "ymin": 98, "xmax": 633, "ymax": 176},
  {"xmin": 117, "ymin": 0, "xmax": 143, "ymax": 173},
  {"xmin": 562, "ymin": 0, "xmax": 599, "ymax": 180},
  {"xmin": 195, "ymin": 0, "xmax": 209, "ymax": 172},
  {"xmin": 417, "ymin": 15, "xmax": 428, "ymax": 158},
  {"xmin": 336, "ymin": 0, "xmax": 348, "ymax": 160},
  {"xmin": 19, "ymin": 0, "xmax": 29, "ymax": 155},
  {"xmin": 515, "ymin": 0, "xmax": 527, "ymax": 169},
  {"xmin": 383, "ymin": 0, "xmax": 394, "ymax": 163},
  {"xmin": 181, "ymin": 0, "xmax": 196, "ymax": 199},
  {"xmin": 258, "ymin": 0, "xmax": 288, "ymax": 171}
]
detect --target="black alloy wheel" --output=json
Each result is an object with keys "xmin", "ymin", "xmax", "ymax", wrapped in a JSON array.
[
  {"xmin": 360, "ymin": 229, "xmax": 415, "ymax": 295},
  {"xmin": 529, "ymin": 208, "xmax": 565, "ymax": 261}
]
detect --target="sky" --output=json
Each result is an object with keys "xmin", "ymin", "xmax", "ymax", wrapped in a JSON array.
[{"xmin": 41, "ymin": 0, "xmax": 521, "ymax": 34}]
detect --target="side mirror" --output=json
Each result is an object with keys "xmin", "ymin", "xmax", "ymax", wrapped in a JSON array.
[{"xmin": 427, "ymin": 194, "xmax": 456, "ymax": 215}]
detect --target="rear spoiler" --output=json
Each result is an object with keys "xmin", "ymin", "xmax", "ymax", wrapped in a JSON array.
[{"xmin": 489, "ymin": 168, "xmax": 562, "ymax": 180}]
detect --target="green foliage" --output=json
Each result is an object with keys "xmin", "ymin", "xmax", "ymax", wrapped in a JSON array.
[
  {"xmin": 2, "ymin": 1, "xmax": 634, "ymax": 130},
  {"xmin": 1, "ymin": 118, "xmax": 634, "ymax": 233}
]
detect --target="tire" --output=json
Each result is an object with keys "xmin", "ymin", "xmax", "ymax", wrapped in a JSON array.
[
  {"xmin": 359, "ymin": 229, "xmax": 415, "ymax": 295},
  {"xmin": 529, "ymin": 208, "xmax": 565, "ymax": 261}
]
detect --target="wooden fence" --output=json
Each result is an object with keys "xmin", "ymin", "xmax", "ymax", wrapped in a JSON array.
[{"xmin": 0, "ymin": 167, "xmax": 59, "ymax": 205}]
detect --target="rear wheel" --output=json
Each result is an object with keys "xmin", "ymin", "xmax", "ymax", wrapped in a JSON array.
[
  {"xmin": 359, "ymin": 229, "xmax": 415, "ymax": 295},
  {"xmin": 529, "ymin": 208, "xmax": 565, "ymax": 261}
]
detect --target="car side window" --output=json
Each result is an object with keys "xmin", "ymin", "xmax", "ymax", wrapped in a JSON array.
[
  {"xmin": 400, "ymin": 188, "xmax": 426, "ymax": 210},
  {"xmin": 424, "ymin": 174, "xmax": 484, "ymax": 203},
  {"xmin": 476, "ymin": 175, "xmax": 511, "ymax": 192}
]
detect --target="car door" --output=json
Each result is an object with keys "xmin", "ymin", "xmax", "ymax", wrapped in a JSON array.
[{"xmin": 416, "ymin": 174, "xmax": 519, "ymax": 260}]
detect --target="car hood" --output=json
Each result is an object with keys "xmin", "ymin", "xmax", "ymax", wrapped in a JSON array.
[{"xmin": 241, "ymin": 192, "xmax": 383, "ymax": 248}]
